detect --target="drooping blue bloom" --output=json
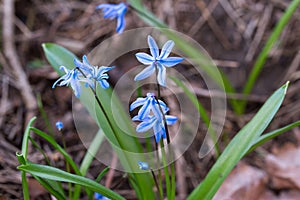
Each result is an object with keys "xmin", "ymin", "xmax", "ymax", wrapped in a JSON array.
[
  {"xmin": 130, "ymin": 93, "xmax": 168, "ymax": 121},
  {"xmin": 94, "ymin": 192, "xmax": 111, "ymax": 200},
  {"xmin": 74, "ymin": 55, "xmax": 115, "ymax": 89},
  {"xmin": 134, "ymin": 35, "xmax": 184, "ymax": 86},
  {"xmin": 96, "ymin": 2, "xmax": 128, "ymax": 33},
  {"xmin": 138, "ymin": 161, "xmax": 149, "ymax": 170},
  {"xmin": 55, "ymin": 121, "xmax": 64, "ymax": 131},
  {"xmin": 133, "ymin": 114, "xmax": 177, "ymax": 143},
  {"xmin": 52, "ymin": 66, "xmax": 84, "ymax": 98}
]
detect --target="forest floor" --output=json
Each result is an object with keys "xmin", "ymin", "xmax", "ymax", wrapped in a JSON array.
[{"xmin": 1, "ymin": 0, "xmax": 300, "ymax": 199}]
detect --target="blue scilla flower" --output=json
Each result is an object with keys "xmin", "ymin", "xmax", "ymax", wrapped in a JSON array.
[
  {"xmin": 74, "ymin": 55, "xmax": 115, "ymax": 89},
  {"xmin": 96, "ymin": 2, "xmax": 128, "ymax": 33},
  {"xmin": 94, "ymin": 192, "xmax": 111, "ymax": 200},
  {"xmin": 133, "ymin": 114, "xmax": 177, "ymax": 143},
  {"xmin": 130, "ymin": 93, "xmax": 168, "ymax": 121},
  {"xmin": 55, "ymin": 121, "xmax": 64, "ymax": 131},
  {"xmin": 134, "ymin": 35, "xmax": 184, "ymax": 86},
  {"xmin": 138, "ymin": 161, "xmax": 149, "ymax": 170},
  {"xmin": 52, "ymin": 66, "xmax": 85, "ymax": 98}
]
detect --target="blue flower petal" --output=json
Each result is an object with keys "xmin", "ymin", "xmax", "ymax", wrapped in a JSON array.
[
  {"xmin": 98, "ymin": 79, "xmax": 110, "ymax": 89},
  {"xmin": 156, "ymin": 63, "xmax": 166, "ymax": 86},
  {"xmin": 134, "ymin": 64, "xmax": 155, "ymax": 81},
  {"xmin": 132, "ymin": 115, "xmax": 141, "ymax": 121},
  {"xmin": 135, "ymin": 53, "xmax": 154, "ymax": 65},
  {"xmin": 130, "ymin": 97, "xmax": 147, "ymax": 111},
  {"xmin": 136, "ymin": 117, "xmax": 156, "ymax": 132},
  {"xmin": 153, "ymin": 121, "xmax": 164, "ymax": 142},
  {"xmin": 116, "ymin": 14, "xmax": 126, "ymax": 33},
  {"xmin": 160, "ymin": 57, "xmax": 184, "ymax": 67},
  {"xmin": 159, "ymin": 40, "xmax": 174, "ymax": 59},
  {"xmin": 147, "ymin": 35, "xmax": 159, "ymax": 59},
  {"xmin": 166, "ymin": 115, "xmax": 178, "ymax": 125},
  {"xmin": 138, "ymin": 99, "xmax": 151, "ymax": 120}
]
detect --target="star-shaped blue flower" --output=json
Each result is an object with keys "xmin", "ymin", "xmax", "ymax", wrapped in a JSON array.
[
  {"xmin": 94, "ymin": 193, "xmax": 111, "ymax": 200},
  {"xmin": 133, "ymin": 113, "xmax": 177, "ymax": 143},
  {"xmin": 52, "ymin": 66, "xmax": 84, "ymax": 98},
  {"xmin": 138, "ymin": 161, "xmax": 149, "ymax": 170},
  {"xmin": 55, "ymin": 121, "xmax": 64, "ymax": 131},
  {"xmin": 130, "ymin": 93, "xmax": 168, "ymax": 121},
  {"xmin": 134, "ymin": 35, "xmax": 184, "ymax": 86},
  {"xmin": 74, "ymin": 55, "xmax": 115, "ymax": 89},
  {"xmin": 96, "ymin": 2, "xmax": 128, "ymax": 33}
]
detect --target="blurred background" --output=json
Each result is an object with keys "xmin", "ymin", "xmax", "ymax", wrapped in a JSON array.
[{"xmin": 0, "ymin": 0, "xmax": 300, "ymax": 199}]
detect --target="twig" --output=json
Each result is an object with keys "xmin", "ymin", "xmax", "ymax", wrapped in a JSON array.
[
  {"xmin": 3, "ymin": 0, "xmax": 37, "ymax": 123},
  {"xmin": 219, "ymin": 0, "xmax": 246, "ymax": 34},
  {"xmin": 188, "ymin": 0, "xmax": 219, "ymax": 36},
  {"xmin": 245, "ymin": 5, "xmax": 273, "ymax": 63},
  {"xmin": 195, "ymin": 0, "xmax": 232, "ymax": 49}
]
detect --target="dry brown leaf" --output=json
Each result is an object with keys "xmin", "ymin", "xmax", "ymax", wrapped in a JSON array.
[
  {"xmin": 213, "ymin": 162, "xmax": 268, "ymax": 200},
  {"xmin": 266, "ymin": 143, "xmax": 300, "ymax": 190}
]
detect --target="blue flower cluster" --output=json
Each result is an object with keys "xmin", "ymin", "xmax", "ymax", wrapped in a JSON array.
[
  {"xmin": 130, "ymin": 93, "xmax": 177, "ymax": 143},
  {"xmin": 96, "ymin": 3, "xmax": 128, "ymax": 33},
  {"xmin": 52, "ymin": 55, "xmax": 114, "ymax": 98}
]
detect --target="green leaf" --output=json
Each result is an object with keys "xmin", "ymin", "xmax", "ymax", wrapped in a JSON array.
[
  {"xmin": 18, "ymin": 164, "xmax": 125, "ymax": 200},
  {"xmin": 42, "ymin": 43, "xmax": 76, "ymax": 75},
  {"xmin": 33, "ymin": 176, "xmax": 66, "ymax": 200},
  {"xmin": 16, "ymin": 153, "xmax": 30, "ymax": 200},
  {"xmin": 188, "ymin": 82, "xmax": 289, "ymax": 200},
  {"xmin": 246, "ymin": 120, "xmax": 300, "ymax": 155},
  {"xmin": 43, "ymin": 43, "xmax": 155, "ymax": 199},
  {"xmin": 22, "ymin": 117, "xmax": 36, "ymax": 160},
  {"xmin": 30, "ymin": 127, "xmax": 81, "ymax": 176}
]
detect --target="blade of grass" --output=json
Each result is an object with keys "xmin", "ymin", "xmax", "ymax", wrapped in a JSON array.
[
  {"xmin": 245, "ymin": 120, "xmax": 300, "ymax": 155},
  {"xmin": 30, "ymin": 127, "xmax": 81, "ymax": 176},
  {"xmin": 16, "ymin": 153, "xmax": 30, "ymax": 200},
  {"xmin": 22, "ymin": 117, "xmax": 36, "ymax": 160},
  {"xmin": 37, "ymin": 93, "xmax": 54, "ymax": 137},
  {"xmin": 18, "ymin": 164, "xmax": 125, "ymax": 200},
  {"xmin": 239, "ymin": 0, "xmax": 300, "ymax": 114},
  {"xmin": 96, "ymin": 167, "xmax": 110, "ymax": 182},
  {"xmin": 187, "ymin": 82, "xmax": 289, "ymax": 200},
  {"xmin": 73, "ymin": 129, "xmax": 105, "ymax": 199}
]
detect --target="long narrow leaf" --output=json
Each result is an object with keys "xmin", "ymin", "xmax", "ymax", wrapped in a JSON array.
[
  {"xmin": 188, "ymin": 82, "xmax": 289, "ymax": 200},
  {"xmin": 30, "ymin": 127, "xmax": 81, "ymax": 176},
  {"xmin": 43, "ymin": 43, "xmax": 155, "ymax": 199},
  {"xmin": 18, "ymin": 164, "xmax": 125, "ymax": 200},
  {"xmin": 246, "ymin": 120, "xmax": 300, "ymax": 155}
]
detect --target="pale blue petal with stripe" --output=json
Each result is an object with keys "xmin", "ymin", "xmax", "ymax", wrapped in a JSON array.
[
  {"xmin": 130, "ymin": 97, "xmax": 147, "ymax": 111},
  {"xmin": 156, "ymin": 63, "xmax": 166, "ymax": 86},
  {"xmin": 136, "ymin": 117, "xmax": 156, "ymax": 132},
  {"xmin": 134, "ymin": 64, "xmax": 155, "ymax": 81},
  {"xmin": 166, "ymin": 115, "xmax": 178, "ymax": 125},
  {"xmin": 147, "ymin": 35, "xmax": 159, "ymax": 59},
  {"xmin": 135, "ymin": 53, "xmax": 154, "ymax": 65},
  {"xmin": 159, "ymin": 40, "xmax": 174, "ymax": 59},
  {"xmin": 160, "ymin": 57, "xmax": 184, "ymax": 67}
]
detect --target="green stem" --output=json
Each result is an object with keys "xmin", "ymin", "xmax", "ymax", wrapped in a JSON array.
[
  {"xmin": 160, "ymin": 140, "xmax": 171, "ymax": 199},
  {"xmin": 240, "ymin": 0, "xmax": 300, "ymax": 114}
]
